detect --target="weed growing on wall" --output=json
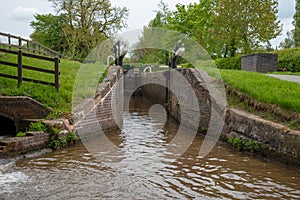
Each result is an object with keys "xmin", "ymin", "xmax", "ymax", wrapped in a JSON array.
[
  {"xmin": 48, "ymin": 128, "xmax": 79, "ymax": 150},
  {"xmin": 228, "ymin": 137, "xmax": 262, "ymax": 154},
  {"xmin": 16, "ymin": 132, "xmax": 27, "ymax": 137},
  {"xmin": 28, "ymin": 122, "xmax": 48, "ymax": 132}
]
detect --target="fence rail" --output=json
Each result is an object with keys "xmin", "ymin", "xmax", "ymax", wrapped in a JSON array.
[
  {"xmin": 0, "ymin": 48, "xmax": 60, "ymax": 90},
  {"xmin": 0, "ymin": 32, "xmax": 62, "ymax": 58}
]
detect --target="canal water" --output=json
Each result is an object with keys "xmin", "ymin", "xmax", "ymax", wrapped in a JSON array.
[{"xmin": 1, "ymin": 97, "xmax": 300, "ymax": 199}]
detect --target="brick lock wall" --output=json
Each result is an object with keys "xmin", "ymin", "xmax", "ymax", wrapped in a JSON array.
[
  {"xmin": 140, "ymin": 69, "xmax": 211, "ymax": 131},
  {"xmin": 75, "ymin": 66, "xmax": 123, "ymax": 142},
  {"xmin": 169, "ymin": 69, "xmax": 211, "ymax": 130}
]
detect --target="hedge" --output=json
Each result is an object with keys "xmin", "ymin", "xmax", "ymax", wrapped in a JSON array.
[
  {"xmin": 214, "ymin": 55, "xmax": 242, "ymax": 70},
  {"xmin": 276, "ymin": 48, "xmax": 300, "ymax": 72}
]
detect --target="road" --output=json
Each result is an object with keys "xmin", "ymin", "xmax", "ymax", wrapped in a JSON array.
[{"xmin": 266, "ymin": 74, "xmax": 300, "ymax": 83}]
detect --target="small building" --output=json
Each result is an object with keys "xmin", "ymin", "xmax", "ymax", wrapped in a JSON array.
[{"xmin": 242, "ymin": 53, "xmax": 278, "ymax": 73}]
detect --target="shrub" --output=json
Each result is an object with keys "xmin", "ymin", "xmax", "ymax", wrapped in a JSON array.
[
  {"xmin": 276, "ymin": 48, "xmax": 300, "ymax": 72},
  {"xmin": 214, "ymin": 55, "xmax": 242, "ymax": 70},
  {"xmin": 48, "ymin": 128, "xmax": 79, "ymax": 150}
]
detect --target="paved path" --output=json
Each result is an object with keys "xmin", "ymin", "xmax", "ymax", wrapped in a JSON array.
[{"xmin": 266, "ymin": 74, "xmax": 300, "ymax": 83}]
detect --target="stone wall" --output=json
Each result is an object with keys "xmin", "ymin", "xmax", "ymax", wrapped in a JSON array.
[
  {"xmin": 0, "ymin": 132, "xmax": 50, "ymax": 157},
  {"xmin": 224, "ymin": 108, "xmax": 300, "ymax": 167},
  {"xmin": 242, "ymin": 53, "xmax": 278, "ymax": 73}
]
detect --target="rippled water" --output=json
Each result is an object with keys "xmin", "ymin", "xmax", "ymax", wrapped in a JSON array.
[{"xmin": 1, "ymin": 98, "xmax": 300, "ymax": 199}]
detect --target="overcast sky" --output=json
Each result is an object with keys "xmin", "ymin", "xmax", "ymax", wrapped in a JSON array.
[{"xmin": 0, "ymin": 0, "xmax": 295, "ymax": 47}]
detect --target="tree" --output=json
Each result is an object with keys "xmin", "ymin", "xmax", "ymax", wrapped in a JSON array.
[
  {"xmin": 49, "ymin": 0, "xmax": 128, "ymax": 36},
  {"xmin": 264, "ymin": 41, "xmax": 274, "ymax": 52},
  {"xmin": 279, "ymin": 30, "xmax": 295, "ymax": 49},
  {"xmin": 31, "ymin": 0, "xmax": 128, "ymax": 60},
  {"xmin": 149, "ymin": 0, "xmax": 171, "ymax": 28},
  {"xmin": 30, "ymin": 14, "xmax": 67, "ymax": 53},
  {"xmin": 213, "ymin": 0, "xmax": 281, "ymax": 56},
  {"xmin": 293, "ymin": 0, "xmax": 300, "ymax": 46},
  {"xmin": 133, "ymin": 0, "xmax": 219, "ymax": 63},
  {"xmin": 132, "ymin": 1, "xmax": 172, "ymax": 64},
  {"xmin": 167, "ymin": 0, "xmax": 218, "ymax": 56}
]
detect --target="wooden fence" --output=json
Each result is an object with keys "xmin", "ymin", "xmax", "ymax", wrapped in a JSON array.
[
  {"xmin": 0, "ymin": 32, "xmax": 62, "ymax": 58},
  {"xmin": 0, "ymin": 48, "xmax": 60, "ymax": 90}
]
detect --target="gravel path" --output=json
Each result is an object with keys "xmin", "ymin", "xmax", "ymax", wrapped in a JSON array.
[{"xmin": 266, "ymin": 74, "xmax": 300, "ymax": 83}]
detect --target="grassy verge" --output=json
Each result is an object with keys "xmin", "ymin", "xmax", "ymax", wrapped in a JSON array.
[
  {"xmin": 220, "ymin": 70, "xmax": 300, "ymax": 114},
  {"xmin": 0, "ymin": 53, "xmax": 106, "ymax": 118},
  {"xmin": 269, "ymin": 71, "xmax": 300, "ymax": 76},
  {"xmin": 227, "ymin": 93, "xmax": 300, "ymax": 130}
]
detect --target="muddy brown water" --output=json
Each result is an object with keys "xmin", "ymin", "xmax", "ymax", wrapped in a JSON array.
[{"xmin": 1, "ymin": 97, "xmax": 300, "ymax": 199}]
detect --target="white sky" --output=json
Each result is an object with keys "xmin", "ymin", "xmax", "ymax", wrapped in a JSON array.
[{"xmin": 0, "ymin": 0, "xmax": 295, "ymax": 47}]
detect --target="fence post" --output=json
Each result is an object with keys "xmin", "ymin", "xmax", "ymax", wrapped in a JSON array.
[
  {"xmin": 18, "ymin": 49, "xmax": 22, "ymax": 86},
  {"xmin": 18, "ymin": 37, "xmax": 22, "ymax": 48},
  {"xmin": 54, "ymin": 57, "xmax": 60, "ymax": 91},
  {"xmin": 8, "ymin": 34, "xmax": 11, "ymax": 49},
  {"xmin": 32, "ymin": 42, "xmax": 36, "ymax": 54},
  {"xmin": 26, "ymin": 40, "xmax": 29, "ymax": 52}
]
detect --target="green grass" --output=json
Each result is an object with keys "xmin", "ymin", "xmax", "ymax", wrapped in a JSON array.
[
  {"xmin": 220, "ymin": 70, "xmax": 300, "ymax": 113},
  {"xmin": 0, "ymin": 52, "xmax": 107, "ymax": 118},
  {"xmin": 269, "ymin": 71, "xmax": 300, "ymax": 76}
]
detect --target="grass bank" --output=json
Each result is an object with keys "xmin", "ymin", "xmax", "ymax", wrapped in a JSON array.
[
  {"xmin": 220, "ymin": 70, "xmax": 300, "ymax": 114},
  {"xmin": 0, "ymin": 53, "xmax": 106, "ymax": 118}
]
